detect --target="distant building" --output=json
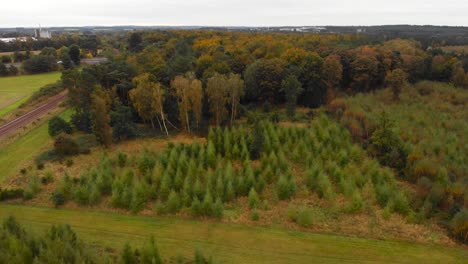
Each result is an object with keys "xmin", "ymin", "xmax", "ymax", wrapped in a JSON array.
[
  {"xmin": 0, "ymin": 37, "xmax": 31, "ymax": 43},
  {"xmin": 0, "ymin": 38, "xmax": 17, "ymax": 43},
  {"xmin": 34, "ymin": 28, "xmax": 52, "ymax": 39}
]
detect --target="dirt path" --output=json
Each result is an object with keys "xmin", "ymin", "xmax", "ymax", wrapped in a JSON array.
[{"xmin": 0, "ymin": 91, "xmax": 67, "ymax": 140}]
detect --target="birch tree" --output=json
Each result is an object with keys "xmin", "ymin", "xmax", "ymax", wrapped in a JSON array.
[
  {"xmin": 130, "ymin": 73, "xmax": 168, "ymax": 135},
  {"xmin": 226, "ymin": 73, "xmax": 244, "ymax": 125},
  {"xmin": 172, "ymin": 72, "xmax": 203, "ymax": 132},
  {"xmin": 206, "ymin": 73, "xmax": 229, "ymax": 126}
]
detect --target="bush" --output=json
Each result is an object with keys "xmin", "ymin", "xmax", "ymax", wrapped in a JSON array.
[
  {"xmin": 40, "ymin": 171, "xmax": 54, "ymax": 184},
  {"xmin": 288, "ymin": 206, "xmax": 314, "ymax": 227},
  {"xmin": 390, "ymin": 192, "xmax": 411, "ymax": 216},
  {"xmin": 65, "ymin": 159, "xmax": 74, "ymax": 167},
  {"xmin": 248, "ymin": 188, "xmax": 260, "ymax": 209},
  {"xmin": 24, "ymin": 176, "xmax": 41, "ymax": 200},
  {"xmin": 276, "ymin": 175, "xmax": 296, "ymax": 200},
  {"xmin": 368, "ymin": 112, "xmax": 408, "ymax": 175},
  {"xmin": 212, "ymin": 198, "xmax": 224, "ymax": 219},
  {"xmin": 54, "ymin": 135, "xmax": 80, "ymax": 157},
  {"xmin": 0, "ymin": 188, "xmax": 23, "ymax": 201},
  {"xmin": 251, "ymin": 209, "xmax": 260, "ymax": 221},
  {"xmin": 51, "ymin": 191, "xmax": 65, "ymax": 207},
  {"xmin": 296, "ymin": 207, "xmax": 314, "ymax": 227},
  {"xmin": 48, "ymin": 116, "xmax": 72, "ymax": 137},
  {"xmin": 130, "ymin": 183, "xmax": 147, "ymax": 213},
  {"xmin": 202, "ymin": 191, "xmax": 214, "ymax": 216},
  {"xmin": 74, "ymin": 134, "xmax": 98, "ymax": 153},
  {"xmin": 191, "ymin": 197, "xmax": 202, "ymax": 216},
  {"xmin": 166, "ymin": 190, "xmax": 181, "ymax": 214},
  {"xmin": 347, "ymin": 191, "xmax": 364, "ymax": 213},
  {"xmin": 117, "ymin": 152, "xmax": 127, "ymax": 168},
  {"xmin": 376, "ymin": 183, "xmax": 391, "ymax": 207},
  {"xmin": 451, "ymin": 209, "xmax": 468, "ymax": 243},
  {"xmin": 36, "ymin": 162, "xmax": 45, "ymax": 170}
]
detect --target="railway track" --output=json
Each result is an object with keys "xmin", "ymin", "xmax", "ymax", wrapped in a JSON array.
[{"xmin": 0, "ymin": 91, "xmax": 67, "ymax": 140}]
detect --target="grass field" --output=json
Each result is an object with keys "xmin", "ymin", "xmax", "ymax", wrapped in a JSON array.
[
  {"xmin": 0, "ymin": 109, "xmax": 71, "ymax": 182},
  {"xmin": 0, "ymin": 72, "xmax": 61, "ymax": 118},
  {"xmin": 0, "ymin": 204, "xmax": 465, "ymax": 264}
]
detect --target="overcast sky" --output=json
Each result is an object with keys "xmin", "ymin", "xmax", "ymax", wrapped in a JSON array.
[{"xmin": 1, "ymin": 0, "xmax": 467, "ymax": 27}]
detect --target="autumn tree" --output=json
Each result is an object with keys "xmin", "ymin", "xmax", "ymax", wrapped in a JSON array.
[
  {"xmin": 91, "ymin": 93, "xmax": 112, "ymax": 147},
  {"xmin": 188, "ymin": 73, "xmax": 203, "ymax": 128},
  {"xmin": 244, "ymin": 59, "xmax": 286, "ymax": 103},
  {"xmin": 451, "ymin": 65, "xmax": 468, "ymax": 88},
  {"xmin": 322, "ymin": 55, "xmax": 343, "ymax": 102},
  {"xmin": 130, "ymin": 73, "xmax": 169, "ymax": 135},
  {"xmin": 385, "ymin": 68, "xmax": 407, "ymax": 100},
  {"xmin": 351, "ymin": 47, "xmax": 379, "ymax": 92},
  {"xmin": 281, "ymin": 75, "xmax": 303, "ymax": 118},
  {"xmin": 171, "ymin": 72, "xmax": 203, "ymax": 132},
  {"xmin": 206, "ymin": 73, "xmax": 229, "ymax": 126}
]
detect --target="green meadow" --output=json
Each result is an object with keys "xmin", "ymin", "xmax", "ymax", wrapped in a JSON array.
[{"xmin": 0, "ymin": 72, "xmax": 61, "ymax": 118}]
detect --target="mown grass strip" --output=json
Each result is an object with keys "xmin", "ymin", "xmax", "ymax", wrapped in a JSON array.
[
  {"xmin": 0, "ymin": 204, "xmax": 465, "ymax": 264},
  {"xmin": 0, "ymin": 109, "xmax": 71, "ymax": 182}
]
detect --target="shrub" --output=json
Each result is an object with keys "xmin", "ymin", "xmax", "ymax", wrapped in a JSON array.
[
  {"xmin": 191, "ymin": 197, "xmax": 202, "ymax": 216},
  {"xmin": 48, "ymin": 116, "xmax": 72, "ymax": 137},
  {"xmin": 117, "ymin": 152, "xmax": 127, "ymax": 168},
  {"xmin": 154, "ymin": 200, "xmax": 166, "ymax": 214},
  {"xmin": 390, "ymin": 192, "xmax": 411, "ymax": 216},
  {"xmin": 130, "ymin": 183, "xmax": 147, "ymax": 213},
  {"xmin": 251, "ymin": 209, "xmax": 260, "ymax": 221},
  {"xmin": 202, "ymin": 191, "xmax": 214, "ymax": 216},
  {"xmin": 276, "ymin": 175, "xmax": 296, "ymax": 200},
  {"xmin": 24, "ymin": 176, "xmax": 41, "ymax": 200},
  {"xmin": 36, "ymin": 162, "xmax": 45, "ymax": 170},
  {"xmin": 65, "ymin": 159, "xmax": 74, "ymax": 167},
  {"xmin": 54, "ymin": 135, "xmax": 80, "ymax": 157},
  {"xmin": 40, "ymin": 171, "xmax": 54, "ymax": 185},
  {"xmin": 368, "ymin": 112, "xmax": 408, "ymax": 175},
  {"xmin": 376, "ymin": 183, "xmax": 391, "ymax": 207},
  {"xmin": 451, "ymin": 209, "xmax": 468, "ymax": 243},
  {"xmin": 296, "ymin": 207, "xmax": 314, "ymax": 227},
  {"xmin": 288, "ymin": 206, "xmax": 314, "ymax": 227},
  {"xmin": 166, "ymin": 190, "xmax": 181, "ymax": 214},
  {"xmin": 74, "ymin": 134, "xmax": 98, "ymax": 153},
  {"xmin": 0, "ymin": 188, "xmax": 23, "ymax": 201},
  {"xmin": 140, "ymin": 236, "xmax": 163, "ymax": 264},
  {"xmin": 119, "ymin": 243, "xmax": 136, "ymax": 264},
  {"xmin": 212, "ymin": 198, "xmax": 224, "ymax": 219},
  {"xmin": 138, "ymin": 151, "xmax": 156, "ymax": 174},
  {"xmin": 51, "ymin": 191, "xmax": 65, "ymax": 207},
  {"xmin": 347, "ymin": 191, "xmax": 364, "ymax": 213},
  {"xmin": 315, "ymin": 173, "xmax": 334, "ymax": 200},
  {"xmin": 248, "ymin": 188, "xmax": 260, "ymax": 209}
]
